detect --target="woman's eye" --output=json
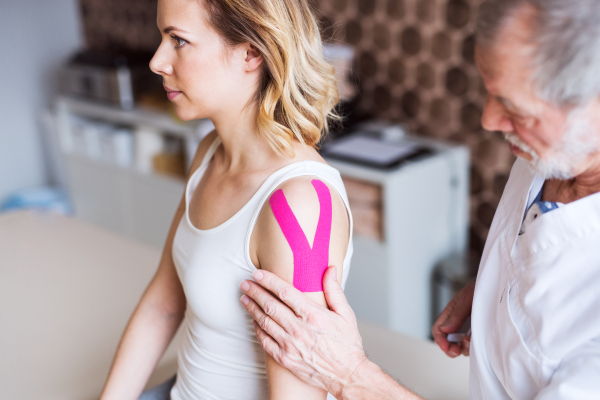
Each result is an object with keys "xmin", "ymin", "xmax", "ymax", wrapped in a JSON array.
[{"xmin": 170, "ymin": 35, "xmax": 187, "ymax": 49}]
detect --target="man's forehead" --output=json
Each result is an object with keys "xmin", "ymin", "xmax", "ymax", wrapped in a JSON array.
[
  {"xmin": 475, "ymin": 3, "xmax": 538, "ymax": 74},
  {"xmin": 475, "ymin": 42, "xmax": 544, "ymax": 116},
  {"xmin": 474, "ymin": 17, "xmax": 539, "ymax": 99},
  {"xmin": 474, "ymin": 44, "xmax": 499, "ymax": 82}
]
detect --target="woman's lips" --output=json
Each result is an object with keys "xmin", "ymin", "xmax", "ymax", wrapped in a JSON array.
[
  {"xmin": 164, "ymin": 85, "xmax": 182, "ymax": 100},
  {"xmin": 167, "ymin": 91, "xmax": 181, "ymax": 100}
]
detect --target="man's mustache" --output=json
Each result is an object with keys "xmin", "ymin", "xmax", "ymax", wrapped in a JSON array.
[{"xmin": 502, "ymin": 132, "xmax": 538, "ymax": 159}]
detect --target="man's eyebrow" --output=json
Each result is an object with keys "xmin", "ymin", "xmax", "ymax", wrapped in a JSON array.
[{"xmin": 163, "ymin": 26, "xmax": 191, "ymax": 34}]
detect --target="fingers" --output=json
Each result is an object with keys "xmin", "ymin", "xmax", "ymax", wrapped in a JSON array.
[
  {"xmin": 322, "ymin": 266, "xmax": 354, "ymax": 321},
  {"xmin": 433, "ymin": 324, "xmax": 463, "ymax": 358},
  {"xmin": 440, "ymin": 281, "xmax": 475, "ymax": 334},
  {"xmin": 432, "ymin": 301, "xmax": 455, "ymax": 354},
  {"xmin": 241, "ymin": 279, "xmax": 300, "ymax": 334},
  {"xmin": 253, "ymin": 320, "xmax": 284, "ymax": 364},
  {"xmin": 432, "ymin": 332, "xmax": 450, "ymax": 354},
  {"xmin": 248, "ymin": 270, "xmax": 313, "ymax": 317},
  {"xmin": 440, "ymin": 281, "xmax": 475, "ymax": 333},
  {"xmin": 447, "ymin": 343, "xmax": 463, "ymax": 358},
  {"xmin": 439, "ymin": 306, "xmax": 469, "ymax": 334},
  {"xmin": 461, "ymin": 336, "xmax": 471, "ymax": 356},
  {"xmin": 242, "ymin": 293, "xmax": 289, "ymax": 344},
  {"xmin": 433, "ymin": 326, "xmax": 469, "ymax": 358},
  {"xmin": 432, "ymin": 280, "xmax": 475, "ymax": 358}
]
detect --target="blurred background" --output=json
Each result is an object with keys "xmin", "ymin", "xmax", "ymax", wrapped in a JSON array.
[
  {"xmin": 1, "ymin": 0, "xmax": 509, "ymax": 397},
  {"xmin": 1, "ymin": 0, "xmax": 515, "ymax": 261},
  {"xmin": 0, "ymin": 0, "xmax": 82, "ymax": 211},
  {"xmin": 0, "ymin": 0, "xmax": 514, "ymax": 337}
]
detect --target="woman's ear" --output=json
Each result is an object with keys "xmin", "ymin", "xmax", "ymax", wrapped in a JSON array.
[{"xmin": 244, "ymin": 43, "xmax": 263, "ymax": 72}]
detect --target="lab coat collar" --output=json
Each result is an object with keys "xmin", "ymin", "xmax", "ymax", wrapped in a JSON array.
[
  {"xmin": 501, "ymin": 159, "xmax": 539, "ymax": 262},
  {"xmin": 516, "ymin": 188, "xmax": 600, "ymax": 259}
]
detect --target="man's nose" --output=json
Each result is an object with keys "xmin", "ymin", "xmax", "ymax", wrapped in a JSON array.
[
  {"xmin": 149, "ymin": 44, "xmax": 173, "ymax": 76},
  {"xmin": 481, "ymin": 95, "xmax": 513, "ymax": 133}
]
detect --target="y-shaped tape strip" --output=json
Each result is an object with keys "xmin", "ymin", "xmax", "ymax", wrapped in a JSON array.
[{"xmin": 269, "ymin": 179, "xmax": 332, "ymax": 292}]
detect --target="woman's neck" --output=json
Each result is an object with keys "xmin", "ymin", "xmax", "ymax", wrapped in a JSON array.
[{"xmin": 210, "ymin": 105, "xmax": 280, "ymax": 173}]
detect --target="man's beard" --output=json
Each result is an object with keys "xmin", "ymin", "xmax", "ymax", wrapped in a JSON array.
[{"xmin": 503, "ymin": 109, "xmax": 599, "ymax": 180}]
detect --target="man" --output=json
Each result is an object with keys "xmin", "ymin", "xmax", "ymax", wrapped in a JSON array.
[{"xmin": 240, "ymin": 0, "xmax": 600, "ymax": 398}]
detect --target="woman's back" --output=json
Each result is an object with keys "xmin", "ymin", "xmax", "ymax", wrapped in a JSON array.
[{"xmin": 170, "ymin": 136, "xmax": 353, "ymax": 400}]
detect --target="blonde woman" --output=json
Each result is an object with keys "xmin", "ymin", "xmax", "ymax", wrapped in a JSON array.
[{"xmin": 99, "ymin": 0, "xmax": 353, "ymax": 399}]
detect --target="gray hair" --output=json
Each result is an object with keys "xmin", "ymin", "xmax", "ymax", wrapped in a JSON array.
[{"xmin": 476, "ymin": 0, "xmax": 600, "ymax": 107}]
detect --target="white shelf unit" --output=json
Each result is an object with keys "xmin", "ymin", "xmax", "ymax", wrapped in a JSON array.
[
  {"xmin": 56, "ymin": 96, "xmax": 200, "ymax": 137},
  {"xmin": 327, "ymin": 138, "xmax": 470, "ymax": 339},
  {"xmin": 54, "ymin": 96, "xmax": 212, "ymax": 248}
]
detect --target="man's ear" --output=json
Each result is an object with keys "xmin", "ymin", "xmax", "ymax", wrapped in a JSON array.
[{"xmin": 244, "ymin": 43, "xmax": 263, "ymax": 72}]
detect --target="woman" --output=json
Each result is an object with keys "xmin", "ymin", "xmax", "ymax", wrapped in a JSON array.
[{"xmin": 99, "ymin": 0, "xmax": 353, "ymax": 399}]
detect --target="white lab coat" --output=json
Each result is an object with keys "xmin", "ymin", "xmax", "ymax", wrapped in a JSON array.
[{"xmin": 470, "ymin": 158, "xmax": 600, "ymax": 399}]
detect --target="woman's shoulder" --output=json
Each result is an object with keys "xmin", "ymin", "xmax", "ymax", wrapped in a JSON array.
[
  {"xmin": 267, "ymin": 176, "xmax": 346, "ymax": 222},
  {"xmin": 253, "ymin": 175, "xmax": 349, "ymax": 256}
]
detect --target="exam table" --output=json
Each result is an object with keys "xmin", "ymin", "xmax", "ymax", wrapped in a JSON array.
[{"xmin": 0, "ymin": 210, "xmax": 469, "ymax": 399}]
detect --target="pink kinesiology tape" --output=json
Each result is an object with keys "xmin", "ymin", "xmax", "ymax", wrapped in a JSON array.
[{"xmin": 269, "ymin": 179, "xmax": 332, "ymax": 292}]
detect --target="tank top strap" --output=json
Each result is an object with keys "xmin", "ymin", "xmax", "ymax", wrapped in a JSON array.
[
  {"xmin": 243, "ymin": 160, "xmax": 353, "ymax": 270},
  {"xmin": 185, "ymin": 136, "xmax": 222, "ymax": 209},
  {"xmin": 198, "ymin": 136, "xmax": 222, "ymax": 171}
]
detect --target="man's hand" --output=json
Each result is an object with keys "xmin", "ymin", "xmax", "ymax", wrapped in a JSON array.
[
  {"xmin": 432, "ymin": 279, "xmax": 476, "ymax": 358},
  {"xmin": 239, "ymin": 266, "xmax": 368, "ymax": 399}
]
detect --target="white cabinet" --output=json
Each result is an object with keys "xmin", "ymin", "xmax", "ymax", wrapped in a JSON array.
[
  {"xmin": 54, "ymin": 96, "xmax": 213, "ymax": 248},
  {"xmin": 326, "ymin": 138, "xmax": 470, "ymax": 339},
  {"xmin": 65, "ymin": 154, "xmax": 185, "ymax": 248}
]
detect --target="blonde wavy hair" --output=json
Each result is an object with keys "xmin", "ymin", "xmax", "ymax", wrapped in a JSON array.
[{"xmin": 202, "ymin": 0, "xmax": 340, "ymax": 156}]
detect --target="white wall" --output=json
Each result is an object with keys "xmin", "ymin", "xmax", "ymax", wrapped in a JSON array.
[{"xmin": 0, "ymin": 0, "xmax": 82, "ymax": 203}]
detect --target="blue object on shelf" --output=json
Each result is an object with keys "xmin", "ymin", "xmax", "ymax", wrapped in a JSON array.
[{"xmin": 1, "ymin": 186, "xmax": 72, "ymax": 215}]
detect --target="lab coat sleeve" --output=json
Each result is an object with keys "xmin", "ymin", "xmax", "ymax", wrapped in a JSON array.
[{"xmin": 534, "ymin": 338, "xmax": 600, "ymax": 400}]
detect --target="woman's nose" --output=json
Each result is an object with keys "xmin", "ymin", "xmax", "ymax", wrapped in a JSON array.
[{"xmin": 149, "ymin": 44, "xmax": 173, "ymax": 76}]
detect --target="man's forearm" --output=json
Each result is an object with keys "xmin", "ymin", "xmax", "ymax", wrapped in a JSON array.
[{"xmin": 341, "ymin": 360, "xmax": 424, "ymax": 400}]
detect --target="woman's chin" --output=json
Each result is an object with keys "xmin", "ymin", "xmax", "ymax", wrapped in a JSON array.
[{"xmin": 172, "ymin": 105, "xmax": 197, "ymax": 121}]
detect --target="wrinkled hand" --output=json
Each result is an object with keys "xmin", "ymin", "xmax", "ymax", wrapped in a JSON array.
[
  {"xmin": 432, "ymin": 279, "xmax": 475, "ymax": 358},
  {"xmin": 240, "ymin": 266, "xmax": 368, "ymax": 399}
]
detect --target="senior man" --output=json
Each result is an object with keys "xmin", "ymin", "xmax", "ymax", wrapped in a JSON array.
[{"xmin": 240, "ymin": 0, "xmax": 600, "ymax": 398}]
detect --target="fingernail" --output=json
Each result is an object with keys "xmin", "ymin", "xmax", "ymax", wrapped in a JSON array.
[
  {"xmin": 449, "ymin": 349, "xmax": 459, "ymax": 357},
  {"xmin": 240, "ymin": 281, "xmax": 250, "ymax": 292},
  {"xmin": 332, "ymin": 266, "xmax": 338, "ymax": 281},
  {"xmin": 241, "ymin": 295, "xmax": 250, "ymax": 305},
  {"xmin": 253, "ymin": 270, "xmax": 264, "ymax": 280}
]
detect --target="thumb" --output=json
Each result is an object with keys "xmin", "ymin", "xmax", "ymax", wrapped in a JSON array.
[
  {"xmin": 440, "ymin": 304, "xmax": 470, "ymax": 333},
  {"xmin": 323, "ymin": 265, "xmax": 353, "ymax": 318}
]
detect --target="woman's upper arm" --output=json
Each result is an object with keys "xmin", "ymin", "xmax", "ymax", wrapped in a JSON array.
[
  {"xmin": 253, "ymin": 176, "xmax": 350, "ymax": 399},
  {"xmin": 147, "ymin": 131, "xmax": 218, "ymax": 315}
]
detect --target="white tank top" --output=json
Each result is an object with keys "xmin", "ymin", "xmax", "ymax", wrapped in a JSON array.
[{"xmin": 170, "ymin": 137, "xmax": 354, "ymax": 400}]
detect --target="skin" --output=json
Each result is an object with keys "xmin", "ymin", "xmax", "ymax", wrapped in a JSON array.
[
  {"xmin": 101, "ymin": 0, "xmax": 349, "ymax": 398},
  {"xmin": 240, "ymin": 4, "xmax": 600, "ymax": 399},
  {"xmin": 241, "ymin": 267, "xmax": 421, "ymax": 400},
  {"xmin": 431, "ymin": 280, "xmax": 475, "ymax": 358}
]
